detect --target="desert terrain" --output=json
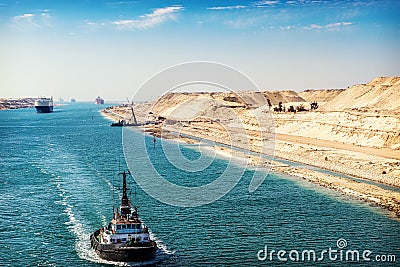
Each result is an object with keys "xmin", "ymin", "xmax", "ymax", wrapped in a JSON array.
[
  {"xmin": 102, "ymin": 77, "xmax": 400, "ymax": 217},
  {"xmin": 0, "ymin": 98, "xmax": 36, "ymax": 110}
]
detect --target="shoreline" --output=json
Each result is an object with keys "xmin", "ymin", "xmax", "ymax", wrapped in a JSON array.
[
  {"xmin": 100, "ymin": 108, "xmax": 400, "ymax": 218},
  {"xmin": 273, "ymin": 140, "xmax": 400, "ymax": 188},
  {"xmin": 0, "ymin": 97, "xmax": 36, "ymax": 110}
]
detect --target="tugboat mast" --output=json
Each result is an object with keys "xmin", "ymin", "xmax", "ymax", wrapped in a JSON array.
[{"xmin": 119, "ymin": 171, "xmax": 131, "ymax": 217}]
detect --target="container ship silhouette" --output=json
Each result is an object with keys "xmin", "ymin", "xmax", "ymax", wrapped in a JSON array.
[{"xmin": 34, "ymin": 97, "xmax": 53, "ymax": 113}]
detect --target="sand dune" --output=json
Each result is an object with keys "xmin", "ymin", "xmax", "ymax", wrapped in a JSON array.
[
  {"xmin": 263, "ymin": 90, "xmax": 305, "ymax": 105},
  {"xmin": 322, "ymin": 77, "xmax": 400, "ymax": 112},
  {"xmin": 274, "ymin": 111, "xmax": 400, "ymax": 149},
  {"xmin": 298, "ymin": 89, "xmax": 344, "ymax": 102}
]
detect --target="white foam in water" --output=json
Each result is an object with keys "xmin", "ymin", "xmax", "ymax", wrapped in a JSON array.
[
  {"xmin": 80, "ymin": 230, "xmax": 176, "ymax": 266},
  {"xmin": 56, "ymin": 181, "xmax": 174, "ymax": 266}
]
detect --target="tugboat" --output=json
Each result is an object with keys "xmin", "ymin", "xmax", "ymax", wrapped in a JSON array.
[
  {"xmin": 111, "ymin": 120, "xmax": 126, "ymax": 127},
  {"xmin": 110, "ymin": 102, "xmax": 140, "ymax": 127},
  {"xmin": 90, "ymin": 171, "xmax": 157, "ymax": 262}
]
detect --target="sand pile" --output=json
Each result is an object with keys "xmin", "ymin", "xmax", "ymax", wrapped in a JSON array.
[
  {"xmin": 322, "ymin": 77, "xmax": 400, "ymax": 111},
  {"xmin": 298, "ymin": 89, "xmax": 344, "ymax": 102},
  {"xmin": 274, "ymin": 111, "xmax": 400, "ymax": 149},
  {"xmin": 263, "ymin": 90, "xmax": 305, "ymax": 105},
  {"xmin": 151, "ymin": 90, "xmax": 305, "ymax": 115}
]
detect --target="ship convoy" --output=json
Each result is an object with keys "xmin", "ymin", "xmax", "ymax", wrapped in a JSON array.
[
  {"xmin": 34, "ymin": 96, "xmax": 103, "ymax": 113},
  {"xmin": 90, "ymin": 171, "xmax": 157, "ymax": 262},
  {"xmin": 33, "ymin": 96, "xmax": 143, "ymax": 128}
]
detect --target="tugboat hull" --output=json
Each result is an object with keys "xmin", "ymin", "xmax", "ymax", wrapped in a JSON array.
[{"xmin": 91, "ymin": 231, "xmax": 157, "ymax": 262}]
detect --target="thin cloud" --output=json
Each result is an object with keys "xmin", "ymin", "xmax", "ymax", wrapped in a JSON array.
[
  {"xmin": 12, "ymin": 10, "xmax": 52, "ymax": 30},
  {"xmin": 105, "ymin": 1, "xmax": 137, "ymax": 5},
  {"xmin": 280, "ymin": 0, "xmax": 331, "ymax": 6},
  {"xmin": 304, "ymin": 21, "xmax": 353, "ymax": 30},
  {"xmin": 84, "ymin": 20, "xmax": 106, "ymax": 29},
  {"xmin": 224, "ymin": 16, "xmax": 263, "ymax": 29},
  {"xmin": 15, "ymin": 13, "xmax": 35, "ymax": 19},
  {"xmin": 86, "ymin": 21, "xmax": 104, "ymax": 26},
  {"xmin": 351, "ymin": 1, "xmax": 378, "ymax": 7},
  {"xmin": 112, "ymin": 5, "xmax": 184, "ymax": 30},
  {"xmin": 39, "ymin": 9, "xmax": 52, "ymax": 27},
  {"xmin": 207, "ymin": 5, "xmax": 247, "ymax": 10},
  {"xmin": 253, "ymin": 0, "xmax": 279, "ymax": 7},
  {"xmin": 12, "ymin": 13, "xmax": 39, "ymax": 29},
  {"xmin": 280, "ymin": 25, "xmax": 296, "ymax": 30},
  {"xmin": 327, "ymin": 22, "xmax": 352, "ymax": 27}
]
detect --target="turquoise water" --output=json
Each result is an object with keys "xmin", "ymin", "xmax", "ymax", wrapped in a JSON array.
[{"xmin": 0, "ymin": 103, "xmax": 399, "ymax": 266}]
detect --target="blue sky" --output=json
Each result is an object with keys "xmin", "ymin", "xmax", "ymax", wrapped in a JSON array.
[{"xmin": 1, "ymin": 0, "xmax": 399, "ymax": 101}]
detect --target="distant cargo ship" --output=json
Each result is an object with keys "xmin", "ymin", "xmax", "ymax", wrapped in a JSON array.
[
  {"xmin": 34, "ymin": 97, "xmax": 53, "ymax": 113},
  {"xmin": 95, "ymin": 96, "xmax": 104, "ymax": 104}
]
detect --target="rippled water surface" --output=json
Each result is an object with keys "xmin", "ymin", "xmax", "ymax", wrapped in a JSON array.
[{"xmin": 0, "ymin": 103, "xmax": 399, "ymax": 266}]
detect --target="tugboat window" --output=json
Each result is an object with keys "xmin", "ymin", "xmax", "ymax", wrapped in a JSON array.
[{"xmin": 117, "ymin": 225, "xmax": 121, "ymax": 230}]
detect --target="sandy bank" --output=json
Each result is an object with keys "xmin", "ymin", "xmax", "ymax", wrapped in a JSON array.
[
  {"xmin": 274, "ymin": 166, "xmax": 400, "ymax": 217},
  {"xmin": 102, "ymin": 106, "xmax": 400, "ymax": 217},
  {"xmin": 0, "ymin": 98, "xmax": 36, "ymax": 110},
  {"xmin": 145, "ymin": 123, "xmax": 400, "ymax": 218},
  {"xmin": 100, "ymin": 76, "xmax": 400, "ymax": 217}
]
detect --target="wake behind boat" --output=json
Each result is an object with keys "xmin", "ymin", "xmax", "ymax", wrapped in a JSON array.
[{"xmin": 90, "ymin": 171, "xmax": 157, "ymax": 262}]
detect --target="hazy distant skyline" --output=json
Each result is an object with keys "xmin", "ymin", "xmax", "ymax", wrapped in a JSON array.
[{"xmin": 1, "ymin": 0, "xmax": 399, "ymax": 101}]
